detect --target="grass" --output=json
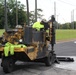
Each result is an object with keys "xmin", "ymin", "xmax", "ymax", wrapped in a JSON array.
[
  {"xmin": 0, "ymin": 29, "xmax": 5, "ymax": 36},
  {"xmin": 0, "ymin": 29, "xmax": 76, "ymax": 41},
  {"xmin": 56, "ymin": 29, "xmax": 76, "ymax": 41}
]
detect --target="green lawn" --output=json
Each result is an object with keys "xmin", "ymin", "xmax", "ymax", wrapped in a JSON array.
[
  {"xmin": 0, "ymin": 29, "xmax": 5, "ymax": 36},
  {"xmin": 0, "ymin": 29, "xmax": 76, "ymax": 41},
  {"xmin": 56, "ymin": 29, "xmax": 76, "ymax": 41}
]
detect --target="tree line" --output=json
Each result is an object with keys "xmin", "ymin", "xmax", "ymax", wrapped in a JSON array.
[
  {"xmin": 0, "ymin": 0, "xmax": 43, "ymax": 29},
  {"xmin": 0, "ymin": 0, "xmax": 76, "ymax": 29},
  {"xmin": 56, "ymin": 22, "xmax": 76, "ymax": 29}
]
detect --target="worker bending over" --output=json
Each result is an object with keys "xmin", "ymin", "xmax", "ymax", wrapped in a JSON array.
[
  {"xmin": 32, "ymin": 19, "xmax": 50, "ymax": 31},
  {"xmin": 4, "ymin": 25, "xmax": 27, "ymax": 57}
]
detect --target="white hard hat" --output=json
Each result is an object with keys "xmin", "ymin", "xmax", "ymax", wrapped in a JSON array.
[
  {"xmin": 41, "ymin": 19, "xmax": 47, "ymax": 23},
  {"xmin": 16, "ymin": 25, "xmax": 22, "ymax": 28}
]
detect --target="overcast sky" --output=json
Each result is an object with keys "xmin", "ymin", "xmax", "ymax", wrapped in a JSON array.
[{"xmin": 18, "ymin": 0, "xmax": 76, "ymax": 24}]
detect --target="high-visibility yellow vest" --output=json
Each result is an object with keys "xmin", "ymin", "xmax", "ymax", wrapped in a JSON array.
[
  {"xmin": 4, "ymin": 42, "xmax": 27, "ymax": 57},
  {"xmin": 4, "ymin": 42, "xmax": 14, "ymax": 57},
  {"xmin": 32, "ymin": 22, "xmax": 44, "ymax": 31}
]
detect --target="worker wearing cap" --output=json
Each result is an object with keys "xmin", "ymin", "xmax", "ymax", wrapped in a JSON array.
[
  {"xmin": 4, "ymin": 36, "xmax": 27, "ymax": 57},
  {"xmin": 15, "ymin": 25, "xmax": 24, "ymax": 43},
  {"xmin": 32, "ymin": 22, "xmax": 44, "ymax": 31},
  {"xmin": 4, "ymin": 25, "xmax": 27, "ymax": 57},
  {"xmin": 32, "ymin": 19, "xmax": 50, "ymax": 31},
  {"xmin": 32, "ymin": 19, "xmax": 47, "ymax": 31}
]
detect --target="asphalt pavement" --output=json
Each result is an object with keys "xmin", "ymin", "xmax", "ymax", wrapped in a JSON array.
[
  {"xmin": 55, "ymin": 41, "xmax": 76, "ymax": 56},
  {"xmin": 0, "ymin": 40, "xmax": 76, "ymax": 75}
]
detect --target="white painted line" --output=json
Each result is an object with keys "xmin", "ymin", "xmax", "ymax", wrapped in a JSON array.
[
  {"xmin": 74, "ymin": 41, "xmax": 76, "ymax": 43},
  {"xmin": 57, "ymin": 40, "xmax": 76, "ymax": 44},
  {"xmin": 55, "ymin": 56, "xmax": 76, "ymax": 71}
]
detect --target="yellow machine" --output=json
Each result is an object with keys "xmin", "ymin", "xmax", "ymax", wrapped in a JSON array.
[
  {"xmin": 0, "ymin": 15, "xmax": 56, "ymax": 73},
  {"xmin": 0, "ymin": 0, "xmax": 57, "ymax": 73},
  {"xmin": 0, "ymin": 0, "xmax": 74, "ymax": 73}
]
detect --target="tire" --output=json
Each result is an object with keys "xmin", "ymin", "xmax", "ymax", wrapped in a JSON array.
[
  {"xmin": 2, "ymin": 57, "xmax": 14, "ymax": 73},
  {"xmin": 44, "ymin": 53, "xmax": 54, "ymax": 66}
]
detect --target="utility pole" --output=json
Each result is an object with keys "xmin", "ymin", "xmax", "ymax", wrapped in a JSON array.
[
  {"xmin": 16, "ymin": 0, "xmax": 18, "ymax": 25},
  {"xmin": 54, "ymin": 2, "xmax": 56, "ymax": 20},
  {"xmin": 4, "ymin": 0, "xmax": 8, "ymax": 30},
  {"xmin": 71, "ymin": 11, "xmax": 72, "ymax": 29},
  {"xmin": 73, "ymin": 10, "xmax": 74, "ymax": 29},
  {"xmin": 35, "ymin": 0, "xmax": 37, "ymax": 22},
  {"xmin": 54, "ymin": 2, "xmax": 58, "ymax": 29},
  {"xmin": 71, "ymin": 10, "xmax": 74, "ymax": 29},
  {"xmin": 26, "ymin": 0, "xmax": 29, "ymax": 26},
  {"xmin": 57, "ymin": 15, "xmax": 59, "ymax": 29}
]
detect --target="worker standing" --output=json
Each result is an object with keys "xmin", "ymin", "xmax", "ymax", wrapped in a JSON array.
[{"xmin": 32, "ymin": 19, "xmax": 49, "ymax": 31}]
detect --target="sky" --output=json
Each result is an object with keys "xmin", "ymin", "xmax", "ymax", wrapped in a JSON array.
[{"xmin": 18, "ymin": 0, "xmax": 76, "ymax": 24}]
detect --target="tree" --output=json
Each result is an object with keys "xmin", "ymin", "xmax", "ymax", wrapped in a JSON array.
[
  {"xmin": 37, "ymin": 9, "xmax": 44, "ymax": 20},
  {"xmin": 0, "ymin": 0, "xmax": 27, "ymax": 28},
  {"xmin": 29, "ymin": 9, "xmax": 44, "ymax": 25},
  {"xmin": 0, "ymin": 0, "xmax": 44, "ymax": 28},
  {"xmin": 7, "ymin": 0, "xmax": 26, "ymax": 28},
  {"xmin": 74, "ymin": 21, "xmax": 76, "ymax": 29},
  {"xmin": 0, "ymin": 3, "xmax": 4, "ymax": 29}
]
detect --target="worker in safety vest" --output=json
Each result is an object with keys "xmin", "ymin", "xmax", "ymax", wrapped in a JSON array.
[
  {"xmin": 4, "ymin": 25, "xmax": 27, "ymax": 57},
  {"xmin": 32, "ymin": 19, "xmax": 51, "ymax": 40},
  {"xmin": 32, "ymin": 19, "xmax": 51, "ymax": 50},
  {"xmin": 32, "ymin": 19, "xmax": 49, "ymax": 31},
  {"xmin": 15, "ymin": 25, "xmax": 24, "ymax": 43},
  {"xmin": 4, "ymin": 36, "xmax": 15, "ymax": 57}
]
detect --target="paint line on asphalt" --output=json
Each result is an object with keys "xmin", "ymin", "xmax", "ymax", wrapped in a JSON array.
[
  {"xmin": 55, "ymin": 56, "xmax": 76, "ymax": 71},
  {"xmin": 74, "ymin": 41, "xmax": 76, "ymax": 43},
  {"xmin": 56, "ymin": 39, "xmax": 76, "ymax": 44}
]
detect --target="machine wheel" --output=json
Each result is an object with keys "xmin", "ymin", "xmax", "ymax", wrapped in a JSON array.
[
  {"xmin": 44, "ymin": 52, "xmax": 54, "ymax": 66},
  {"xmin": 2, "ymin": 57, "xmax": 14, "ymax": 73}
]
